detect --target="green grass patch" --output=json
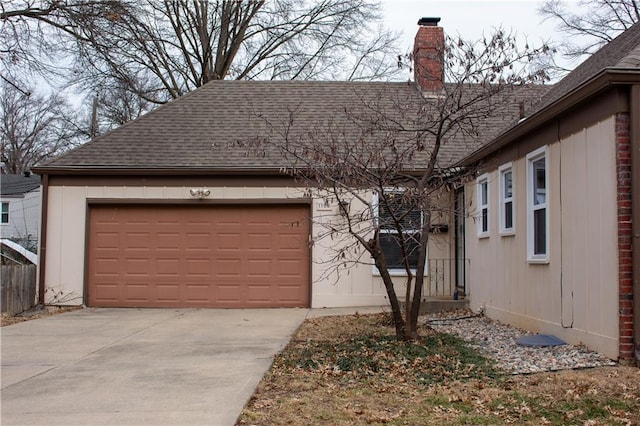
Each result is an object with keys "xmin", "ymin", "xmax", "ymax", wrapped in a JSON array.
[{"xmin": 278, "ymin": 329, "xmax": 499, "ymax": 385}]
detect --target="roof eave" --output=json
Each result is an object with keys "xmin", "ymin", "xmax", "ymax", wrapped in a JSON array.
[
  {"xmin": 30, "ymin": 166, "xmax": 290, "ymax": 176},
  {"xmin": 30, "ymin": 165, "xmax": 434, "ymax": 178},
  {"xmin": 457, "ymin": 68, "xmax": 640, "ymax": 167}
]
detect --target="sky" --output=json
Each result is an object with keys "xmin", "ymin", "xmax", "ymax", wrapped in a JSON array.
[{"xmin": 381, "ymin": 0, "xmax": 572, "ymax": 53}]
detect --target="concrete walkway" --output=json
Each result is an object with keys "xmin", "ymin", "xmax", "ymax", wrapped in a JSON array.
[{"xmin": 1, "ymin": 306, "xmax": 385, "ymax": 426}]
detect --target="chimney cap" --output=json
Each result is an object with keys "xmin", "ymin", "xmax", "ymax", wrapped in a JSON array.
[{"xmin": 417, "ymin": 17, "xmax": 441, "ymax": 26}]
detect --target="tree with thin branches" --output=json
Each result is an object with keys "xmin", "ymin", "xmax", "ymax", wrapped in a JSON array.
[
  {"xmin": 539, "ymin": 0, "xmax": 639, "ymax": 70},
  {"xmin": 241, "ymin": 29, "xmax": 551, "ymax": 340},
  {"xmin": 1, "ymin": 84, "xmax": 82, "ymax": 173},
  {"xmin": 2, "ymin": 0, "xmax": 401, "ymax": 129}
]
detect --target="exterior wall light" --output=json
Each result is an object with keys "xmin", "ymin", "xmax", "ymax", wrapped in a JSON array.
[{"xmin": 189, "ymin": 188, "xmax": 211, "ymax": 199}]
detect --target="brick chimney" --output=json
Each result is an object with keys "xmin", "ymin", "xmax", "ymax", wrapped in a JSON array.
[{"xmin": 414, "ymin": 17, "xmax": 444, "ymax": 92}]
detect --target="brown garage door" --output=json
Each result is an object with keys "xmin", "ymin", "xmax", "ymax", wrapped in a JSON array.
[{"xmin": 88, "ymin": 204, "xmax": 310, "ymax": 308}]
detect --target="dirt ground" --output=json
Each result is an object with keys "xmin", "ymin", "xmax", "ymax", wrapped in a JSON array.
[{"xmin": 1, "ymin": 306, "xmax": 81, "ymax": 326}]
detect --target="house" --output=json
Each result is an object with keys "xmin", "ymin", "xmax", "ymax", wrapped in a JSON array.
[
  {"xmin": 457, "ymin": 22, "xmax": 640, "ymax": 362},
  {"xmin": 32, "ymin": 18, "xmax": 638, "ymax": 364},
  {"xmin": 0, "ymin": 173, "xmax": 41, "ymax": 253}
]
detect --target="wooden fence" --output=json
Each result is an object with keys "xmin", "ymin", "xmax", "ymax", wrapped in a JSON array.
[{"xmin": 1, "ymin": 265, "xmax": 37, "ymax": 315}]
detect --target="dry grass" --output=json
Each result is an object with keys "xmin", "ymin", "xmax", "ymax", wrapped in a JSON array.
[
  {"xmin": 0, "ymin": 306, "xmax": 81, "ymax": 326},
  {"xmin": 238, "ymin": 313, "xmax": 640, "ymax": 425}
]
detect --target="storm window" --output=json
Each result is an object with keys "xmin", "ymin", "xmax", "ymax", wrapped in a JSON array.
[
  {"xmin": 477, "ymin": 174, "xmax": 489, "ymax": 236},
  {"xmin": 527, "ymin": 147, "xmax": 549, "ymax": 262},
  {"xmin": 499, "ymin": 164, "xmax": 514, "ymax": 234}
]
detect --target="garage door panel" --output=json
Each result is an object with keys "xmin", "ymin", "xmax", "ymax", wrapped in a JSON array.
[
  {"xmin": 217, "ymin": 233, "xmax": 241, "ymax": 250},
  {"xmin": 124, "ymin": 284, "xmax": 151, "ymax": 302},
  {"xmin": 95, "ymin": 232, "xmax": 120, "ymax": 249},
  {"xmin": 216, "ymin": 258, "xmax": 241, "ymax": 277},
  {"xmin": 186, "ymin": 233, "xmax": 212, "ymax": 250},
  {"xmin": 156, "ymin": 284, "xmax": 180, "ymax": 302},
  {"xmin": 94, "ymin": 258, "xmax": 120, "ymax": 275},
  {"xmin": 156, "ymin": 258, "xmax": 180, "ymax": 276},
  {"xmin": 217, "ymin": 284, "xmax": 242, "ymax": 302},
  {"xmin": 88, "ymin": 204, "xmax": 309, "ymax": 308},
  {"xmin": 247, "ymin": 259, "xmax": 271, "ymax": 276},
  {"xmin": 185, "ymin": 284, "xmax": 212, "ymax": 303},
  {"xmin": 157, "ymin": 233, "xmax": 181, "ymax": 249},
  {"xmin": 278, "ymin": 286, "xmax": 306, "ymax": 302},
  {"xmin": 247, "ymin": 284, "xmax": 271, "ymax": 302},
  {"xmin": 246, "ymin": 233, "xmax": 271, "ymax": 249},
  {"xmin": 93, "ymin": 284, "xmax": 118, "ymax": 302}
]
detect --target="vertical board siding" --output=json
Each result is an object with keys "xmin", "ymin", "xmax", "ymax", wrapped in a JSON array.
[
  {"xmin": 466, "ymin": 116, "xmax": 619, "ymax": 359},
  {"xmin": 1, "ymin": 265, "xmax": 37, "ymax": 315}
]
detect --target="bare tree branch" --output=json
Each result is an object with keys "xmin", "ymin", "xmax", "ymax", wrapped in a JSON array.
[
  {"xmin": 2, "ymin": 0, "xmax": 402, "ymax": 129},
  {"xmin": 0, "ymin": 83, "xmax": 83, "ymax": 173},
  {"xmin": 539, "ymin": 0, "xmax": 639, "ymax": 71}
]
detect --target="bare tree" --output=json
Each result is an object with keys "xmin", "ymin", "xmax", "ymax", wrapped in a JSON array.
[
  {"xmin": 2, "ymin": 0, "xmax": 401, "ymax": 124},
  {"xmin": 1, "ymin": 1, "xmax": 113, "ymax": 88},
  {"xmin": 539, "ymin": 0, "xmax": 639, "ymax": 68},
  {"xmin": 1, "ymin": 83, "xmax": 82, "ymax": 173},
  {"xmin": 241, "ymin": 30, "xmax": 550, "ymax": 340}
]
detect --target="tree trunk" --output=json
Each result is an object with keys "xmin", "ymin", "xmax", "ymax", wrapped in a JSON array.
[
  {"xmin": 370, "ymin": 242, "xmax": 406, "ymax": 339},
  {"xmin": 409, "ymin": 212, "xmax": 431, "ymax": 338}
]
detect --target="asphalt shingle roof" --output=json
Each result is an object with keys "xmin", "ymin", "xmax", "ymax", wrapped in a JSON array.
[
  {"xmin": 39, "ymin": 80, "xmax": 547, "ymax": 173},
  {"xmin": 0, "ymin": 174, "xmax": 41, "ymax": 196}
]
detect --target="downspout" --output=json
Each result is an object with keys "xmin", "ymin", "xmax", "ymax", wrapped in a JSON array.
[
  {"xmin": 631, "ymin": 85, "xmax": 640, "ymax": 367},
  {"xmin": 37, "ymin": 173, "xmax": 49, "ymax": 306}
]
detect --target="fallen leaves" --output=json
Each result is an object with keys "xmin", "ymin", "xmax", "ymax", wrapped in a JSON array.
[{"xmin": 236, "ymin": 313, "xmax": 640, "ymax": 425}]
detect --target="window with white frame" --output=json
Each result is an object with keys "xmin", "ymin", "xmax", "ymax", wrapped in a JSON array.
[
  {"xmin": 376, "ymin": 192, "xmax": 422, "ymax": 271},
  {"xmin": 1, "ymin": 202, "xmax": 8, "ymax": 224},
  {"xmin": 527, "ymin": 147, "xmax": 549, "ymax": 261},
  {"xmin": 499, "ymin": 164, "xmax": 514, "ymax": 234},
  {"xmin": 477, "ymin": 174, "xmax": 489, "ymax": 236}
]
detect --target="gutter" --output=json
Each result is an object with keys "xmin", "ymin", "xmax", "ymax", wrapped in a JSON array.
[
  {"xmin": 29, "ymin": 166, "xmax": 294, "ymax": 177},
  {"xmin": 37, "ymin": 174, "xmax": 49, "ymax": 306},
  {"xmin": 457, "ymin": 69, "xmax": 640, "ymax": 167},
  {"xmin": 29, "ymin": 166, "xmax": 439, "ymax": 180}
]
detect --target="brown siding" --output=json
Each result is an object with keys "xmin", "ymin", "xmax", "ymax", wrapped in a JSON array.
[{"xmin": 477, "ymin": 87, "xmax": 629, "ymax": 171}]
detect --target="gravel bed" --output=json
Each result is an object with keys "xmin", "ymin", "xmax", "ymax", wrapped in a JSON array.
[{"xmin": 422, "ymin": 310, "xmax": 616, "ymax": 374}]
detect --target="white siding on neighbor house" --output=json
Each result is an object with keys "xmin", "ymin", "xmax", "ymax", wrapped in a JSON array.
[
  {"xmin": 0, "ymin": 189, "xmax": 40, "ymax": 248},
  {"xmin": 465, "ymin": 116, "xmax": 619, "ymax": 359},
  {"xmin": 43, "ymin": 185, "xmax": 455, "ymax": 308}
]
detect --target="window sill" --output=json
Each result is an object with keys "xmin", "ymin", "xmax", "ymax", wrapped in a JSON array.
[
  {"xmin": 527, "ymin": 257, "xmax": 549, "ymax": 265},
  {"xmin": 500, "ymin": 230, "xmax": 515, "ymax": 237},
  {"xmin": 477, "ymin": 233, "xmax": 490, "ymax": 239},
  {"xmin": 373, "ymin": 268, "xmax": 418, "ymax": 277}
]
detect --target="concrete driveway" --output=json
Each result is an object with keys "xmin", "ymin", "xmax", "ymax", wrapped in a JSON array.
[{"xmin": 1, "ymin": 308, "xmax": 309, "ymax": 425}]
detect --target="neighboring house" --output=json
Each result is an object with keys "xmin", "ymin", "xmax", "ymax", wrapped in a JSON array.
[
  {"xmin": 457, "ymin": 23, "xmax": 640, "ymax": 362},
  {"xmin": 0, "ymin": 173, "xmax": 41, "ymax": 253},
  {"xmin": 32, "ymin": 19, "xmax": 639, "ymax": 364}
]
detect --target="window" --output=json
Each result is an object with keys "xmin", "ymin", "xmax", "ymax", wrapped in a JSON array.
[
  {"xmin": 499, "ymin": 164, "xmax": 514, "ymax": 234},
  {"xmin": 477, "ymin": 174, "xmax": 489, "ymax": 236},
  {"xmin": 1, "ymin": 202, "xmax": 8, "ymax": 224},
  {"xmin": 376, "ymin": 192, "xmax": 422, "ymax": 271},
  {"xmin": 527, "ymin": 147, "xmax": 549, "ymax": 262}
]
